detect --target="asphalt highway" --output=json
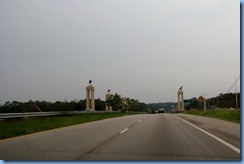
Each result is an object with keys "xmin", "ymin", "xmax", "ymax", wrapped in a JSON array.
[{"xmin": 0, "ymin": 113, "xmax": 240, "ymax": 160}]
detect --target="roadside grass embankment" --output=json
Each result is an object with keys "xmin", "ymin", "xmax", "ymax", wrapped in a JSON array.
[
  {"xmin": 184, "ymin": 108, "xmax": 240, "ymax": 124},
  {"xmin": 0, "ymin": 112, "xmax": 139, "ymax": 140}
]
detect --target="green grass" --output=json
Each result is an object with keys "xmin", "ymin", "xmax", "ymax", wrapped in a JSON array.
[
  {"xmin": 185, "ymin": 109, "xmax": 240, "ymax": 123},
  {"xmin": 0, "ymin": 112, "xmax": 138, "ymax": 140}
]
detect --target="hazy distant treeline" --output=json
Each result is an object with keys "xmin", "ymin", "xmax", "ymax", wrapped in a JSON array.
[
  {"xmin": 207, "ymin": 92, "xmax": 240, "ymax": 109},
  {"xmin": 184, "ymin": 92, "xmax": 240, "ymax": 110},
  {"xmin": 0, "ymin": 99, "xmax": 147, "ymax": 113},
  {"xmin": 0, "ymin": 93, "xmax": 239, "ymax": 113},
  {"xmin": 0, "ymin": 99, "xmax": 89, "ymax": 113}
]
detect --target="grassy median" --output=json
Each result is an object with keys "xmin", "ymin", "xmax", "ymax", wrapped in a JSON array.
[
  {"xmin": 185, "ymin": 109, "xmax": 240, "ymax": 123},
  {"xmin": 0, "ymin": 112, "xmax": 138, "ymax": 140}
]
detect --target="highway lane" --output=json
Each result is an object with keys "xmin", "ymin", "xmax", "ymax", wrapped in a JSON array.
[
  {"xmin": 0, "ymin": 114, "xmax": 240, "ymax": 160},
  {"xmin": 0, "ymin": 114, "xmax": 149, "ymax": 160},
  {"xmin": 81, "ymin": 114, "xmax": 240, "ymax": 160}
]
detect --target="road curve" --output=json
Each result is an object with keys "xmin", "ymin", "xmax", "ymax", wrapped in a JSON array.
[{"xmin": 0, "ymin": 114, "xmax": 240, "ymax": 160}]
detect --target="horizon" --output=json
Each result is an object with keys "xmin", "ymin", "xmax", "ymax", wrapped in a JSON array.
[{"xmin": 0, "ymin": 91, "xmax": 240, "ymax": 106}]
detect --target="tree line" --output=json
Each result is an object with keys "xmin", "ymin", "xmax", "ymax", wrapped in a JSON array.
[
  {"xmin": 0, "ymin": 92, "xmax": 239, "ymax": 113},
  {"xmin": 207, "ymin": 92, "xmax": 240, "ymax": 109},
  {"xmin": 185, "ymin": 92, "xmax": 240, "ymax": 110},
  {"xmin": 0, "ymin": 96, "xmax": 148, "ymax": 113}
]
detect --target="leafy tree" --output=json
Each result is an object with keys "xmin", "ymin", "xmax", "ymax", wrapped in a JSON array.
[
  {"xmin": 208, "ymin": 93, "xmax": 240, "ymax": 109},
  {"xmin": 73, "ymin": 100, "xmax": 86, "ymax": 111},
  {"xmin": 95, "ymin": 99, "xmax": 106, "ymax": 111},
  {"xmin": 185, "ymin": 97, "xmax": 201, "ymax": 110},
  {"xmin": 128, "ymin": 99, "xmax": 140, "ymax": 111},
  {"xmin": 106, "ymin": 93, "xmax": 125, "ymax": 112},
  {"xmin": 138, "ymin": 102, "xmax": 147, "ymax": 112}
]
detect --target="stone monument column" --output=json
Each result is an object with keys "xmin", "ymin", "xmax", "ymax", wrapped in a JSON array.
[
  {"xmin": 91, "ymin": 87, "xmax": 95, "ymax": 111},
  {"xmin": 86, "ymin": 89, "xmax": 90, "ymax": 109},
  {"xmin": 181, "ymin": 91, "xmax": 184, "ymax": 111},
  {"xmin": 177, "ymin": 92, "xmax": 181, "ymax": 110},
  {"xmin": 177, "ymin": 86, "xmax": 185, "ymax": 111},
  {"xmin": 86, "ymin": 80, "xmax": 95, "ymax": 111}
]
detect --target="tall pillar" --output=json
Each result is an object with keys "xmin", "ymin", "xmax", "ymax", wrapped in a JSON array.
[
  {"xmin": 86, "ymin": 80, "xmax": 95, "ymax": 111},
  {"xmin": 181, "ymin": 91, "xmax": 185, "ymax": 111},
  {"xmin": 177, "ymin": 86, "xmax": 185, "ymax": 111},
  {"xmin": 91, "ymin": 88, "xmax": 95, "ymax": 111},
  {"xmin": 86, "ymin": 90, "xmax": 90, "ymax": 109},
  {"xmin": 177, "ymin": 93, "xmax": 181, "ymax": 110}
]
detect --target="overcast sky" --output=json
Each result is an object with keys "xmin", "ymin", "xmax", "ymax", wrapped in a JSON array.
[{"xmin": 0, "ymin": 0, "xmax": 240, "ymax": 104}]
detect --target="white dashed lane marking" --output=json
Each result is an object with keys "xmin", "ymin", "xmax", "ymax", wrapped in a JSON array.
[
  {"xmin": 120, "ymin": 128, "xmax": 129, "ymax": 134},
  {"xmin": 119, "ymin": 118, "xmax": 144, "ymax": 134}
]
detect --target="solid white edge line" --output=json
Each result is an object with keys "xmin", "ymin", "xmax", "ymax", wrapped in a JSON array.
[
  {"xmin": 120, "ymin": 128, "xmax": 129, "ymax": 134},
  {"xmin": 174, "ymin": 115, "xmax": 240, "ymax": 154}
]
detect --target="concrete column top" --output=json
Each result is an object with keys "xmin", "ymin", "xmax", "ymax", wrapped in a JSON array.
[
  {"xmin": 177, "ymin": 90, "xmax": 183, "ymax": 94},
  {"xmin": 86, "ymin": 85, "xmax": 95, "ymax": 91}
]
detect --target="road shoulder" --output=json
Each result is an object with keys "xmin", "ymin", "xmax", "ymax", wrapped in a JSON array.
[{"xmin": 173, "ymin": 113, "xmax": 240, "ymax": 149}]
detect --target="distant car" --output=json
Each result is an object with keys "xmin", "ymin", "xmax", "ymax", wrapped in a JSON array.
[
  {"xmin": 84, "ymin": 109, "xmax": 92, "ymax": 111},
  {"xmin": 158, "ymin": 109, "xmax": 166, "ymax": 113}
]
